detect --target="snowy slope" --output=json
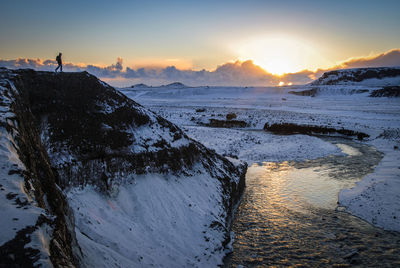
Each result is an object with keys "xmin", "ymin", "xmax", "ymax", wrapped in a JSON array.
[
  {"xmin": 0, "ymin": 68, "xmax": 246, "ymax": 267},
  {"xmin": 69, "ymin": 172, "xmax": 234, "ymax": 267}
]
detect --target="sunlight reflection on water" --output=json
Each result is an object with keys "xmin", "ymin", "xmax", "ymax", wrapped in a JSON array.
[{"xmin": 226, "ymin": 138, "xmax": 400, "ymax": 267}]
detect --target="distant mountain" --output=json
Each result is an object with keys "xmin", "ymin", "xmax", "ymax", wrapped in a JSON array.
[
  {"xmin": 161, "ymin": 82, "xmax": 187, "ymax": 88},
  {"xmin": 311, "ymin": 67, "xmax": 400, "ymax": 86},
  {"xmin": 130, "ymin": 83, "xmax": 150, "ymax": 88},
  {"xmin": 130, "ymin": 82, "xmax": 188, "ymax": 89}
]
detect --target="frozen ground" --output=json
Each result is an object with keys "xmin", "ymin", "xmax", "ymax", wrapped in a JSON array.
[{"xmin": 120, "ymin": 84, "xmax": 400, "ymax": 232}]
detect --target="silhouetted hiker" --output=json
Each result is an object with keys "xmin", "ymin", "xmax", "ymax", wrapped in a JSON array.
[{"xmin": 55, "ymin": 53, "xmax": 62, "ymax": 72}]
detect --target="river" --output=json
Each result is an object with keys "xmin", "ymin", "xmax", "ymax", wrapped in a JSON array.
[{"xmin": 225, "ymin": 138, "xmax": 400, "ymax": 267}]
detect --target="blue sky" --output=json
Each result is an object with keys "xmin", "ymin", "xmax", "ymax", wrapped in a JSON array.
[{"xmin": 1, "ymin": 0, "xmax": 399, "ymax": 77}]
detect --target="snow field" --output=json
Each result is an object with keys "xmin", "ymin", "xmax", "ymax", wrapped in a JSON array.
[{"xmin": 120, "ymin": 84, "xmax": 400, "ymax": 232}]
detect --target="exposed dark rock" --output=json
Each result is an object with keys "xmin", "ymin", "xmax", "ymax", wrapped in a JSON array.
[
  {"xmin": 370, "ymin": 86, "xmax": 400, "ymax": 97},
  {"xmin": 264, "ymin": 122, "xmax": 369, "ymax": 140},
  {"xmin": 0, "ymin": 225, "xmax": 41, "ymax": 267},
  {"xmin": 207, "ymin": 119, "xmax": 248, "ymax": 128},
  {"xmin": 289, "ymin": 88, "xmax": 319, "ymax": 97},
  {"xmin": 289, "ymin": 88, "xmax": 369, "ymax": 97},
  {"xmin": 196, "ymin": 108, "xmax": 206, "ymax": 113},
  {"xmin": 226, "ymin": 113, "xmax": 237, "ymax": 120},
  {"xmin": 0, "ymin": 215, "xmax": 53, "ymax": 267},
  {"xmin": 6, "ymin": 192, "xmax": 18, "ymax": 200},
  {"xmin": 376, "ymin": 129, "xmax": 400, "ymax": 140},
  {"xmin": 351, "ymin": 89, "xmax": 369, "ymax": 94}
]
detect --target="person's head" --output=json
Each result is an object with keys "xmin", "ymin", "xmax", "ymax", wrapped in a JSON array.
[{"xmin": 59, "ymin": 52, "xmax": 62, "ymax": 56}]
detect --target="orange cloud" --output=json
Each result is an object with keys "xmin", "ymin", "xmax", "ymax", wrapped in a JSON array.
[
  {"xmin": 1, "ymin": 48, "xmax": 399, "ymax": 87},
  {"xmin": 338, "ymin": 49, "xmax": 400, "ymax": 69}
]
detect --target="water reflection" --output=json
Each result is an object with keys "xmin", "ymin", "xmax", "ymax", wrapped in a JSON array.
[{"xmin": 226, "ymin": 139, "xmax": 400, "ymax": 267}]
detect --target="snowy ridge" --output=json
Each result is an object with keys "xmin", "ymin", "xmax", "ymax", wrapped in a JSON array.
[{"xmin": 311, "ymin": 67, "xmax": 400, "ymax": 86}]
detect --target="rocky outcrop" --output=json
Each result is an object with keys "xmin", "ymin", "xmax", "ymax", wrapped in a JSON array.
[
  {"xmin": 207, "ymin": 119, "xmax": 248, "ymax": 128},
  {"xmin": 9, "ymin": 70, "xmax": 245, "ymax": 189},
  {"xmin": 264, "ymin": 122, "xmax": 369, "ymax": 140},
  {"xmin": 370, "ymin": 86, "xmax": 400, "ymax": 97},
  {"xmin": 289, "ymin": 87, "xmax": 370, "ymax": 97},
  {"xmin": 0, "ymin": 68, "xmax": 246, "ymax": 266},
  {"xmin": 311, "ymin": 67, "xmax": 400, "ymax": 85},
  {"xmin": 226, "ymin": 113, "xmax": 237, "ymax": 120}
]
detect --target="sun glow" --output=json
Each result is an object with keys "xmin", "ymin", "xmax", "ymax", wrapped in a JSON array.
[{"xmin": 234, "ymin": 35, "xmax": 328, "ymax": 75}]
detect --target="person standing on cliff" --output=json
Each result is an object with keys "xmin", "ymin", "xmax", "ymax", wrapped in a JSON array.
[{"xmin": 55, "ymin": 52, "xmax": 62, "ymax": 73}]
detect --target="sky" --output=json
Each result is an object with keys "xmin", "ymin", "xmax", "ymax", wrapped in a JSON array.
[{"xmin": 1, "ymin": 0, "xmax": 400, "ymax": 86}]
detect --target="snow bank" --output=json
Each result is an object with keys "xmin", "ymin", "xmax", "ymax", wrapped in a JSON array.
[{"xmin": 339, "ymin": 139, "xmax": 400, "ymax": 231}]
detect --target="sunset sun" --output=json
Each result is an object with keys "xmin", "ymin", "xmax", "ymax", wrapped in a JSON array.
[{"xmin": 234, "ymin": 35, "xmax": 327, "ymax": 75}]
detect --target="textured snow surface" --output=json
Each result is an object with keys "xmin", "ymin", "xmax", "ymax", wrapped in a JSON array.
[
  {"xmin": 183, "ymin": 126, "xmax": 341, "ymax": 163},
  {"xmin": 120, "ymin": 84, "xmax": 400, "ymax": 232},
  {"xmin": 0, "ymin": 127, "xmax": 42, "ymax": 244},
  {"xmin": 68, "ymin": 172, "xmax": 228, "ymax": 267}
]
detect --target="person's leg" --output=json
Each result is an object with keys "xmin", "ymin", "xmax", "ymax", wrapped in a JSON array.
[
  {"xmin": 55, "ymin": 65, "xmax": 59, "ymax": 72},
  {"xmin": 60, "ymin": 65, "xmax": 63, "ymax": 72}
]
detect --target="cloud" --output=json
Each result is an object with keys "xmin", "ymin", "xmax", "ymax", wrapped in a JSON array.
[
  {"xmin": 338, "ymin": 49, "xmax": 400, "ymax": 69},
  {"xmin": 1, "ymin": 48, "xmax": 399, "ymax": 87},
  {"xmin": 0, "ymin": 58, "xmax": 55, "ymax": 70}
]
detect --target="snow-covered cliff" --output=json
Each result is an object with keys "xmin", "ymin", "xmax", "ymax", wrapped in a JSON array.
[
  {"xmin": 0, "ymin": 68, "xmax": 246, "ymax": 267},
  {"xmin": 0, "ymin": 68, "xmax": 82, "ymax": 267}
]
